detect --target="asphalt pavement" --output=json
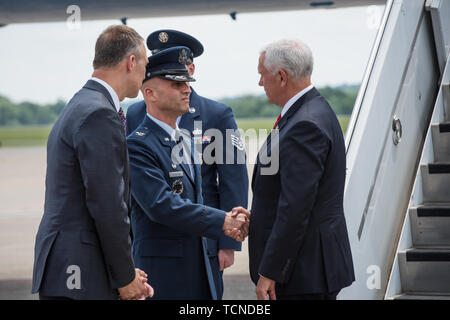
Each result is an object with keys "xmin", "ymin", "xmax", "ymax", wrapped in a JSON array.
[{"xmin": 0, "ymin": 146, "xmax": 257, "ymax": 301}]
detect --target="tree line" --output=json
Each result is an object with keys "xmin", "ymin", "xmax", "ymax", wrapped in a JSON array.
[
  {"xmin": 221, "ymin": 85, "xmax": 359, "ymax": 119},
  {"xmin": 0, "ymin": 85, "xmax": 358, "ymax": 126},
  {"xmin": 0, "ymin": 96, "xmax": 66, "ymax": 126}
]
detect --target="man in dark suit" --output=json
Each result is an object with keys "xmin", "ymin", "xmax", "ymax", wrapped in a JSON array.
[
  {"xmin": 249, "ymin": 39, "xmax": 355, "ymax": 300},
  {"xmin": 32, "ymin": 25, "xmax": 153, "ymax": 300},
  {"xmin": 127, "ymin": 46, "xmax": 249, "ymax": 300},
  {"xmin": 126, "ymin": 29, "xmax": 248, "ymax": 299}
]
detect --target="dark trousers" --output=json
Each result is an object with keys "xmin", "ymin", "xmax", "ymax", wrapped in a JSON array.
[
  {"xmin": 39, "ymin": 294, "xmax": 73, "ymax": 300},
  {"xmin": 277, "ymin": 290, "xmax": 340, "ymax": 300}
]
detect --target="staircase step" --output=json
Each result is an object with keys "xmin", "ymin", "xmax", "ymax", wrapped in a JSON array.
[
  {"xmin": 428, "ymin": 163, "xmax": 450, "ymax": 174},
  {"xmin": 421, "ymin": 165, "xmax": 450, "ymax": 202},
  {"xmin": 440, "ymin": 123, "xmax": 450, "ymax": 133},
  {"xmin": 417, "ymin": 204, "xmax": 450, "ymax": 217},
  {"xmin": 406, "ymin": 248, "xmax": 450, "ymax": 261},
  {"xmin": 410, "ymin": 205, "xmax": 450, "ymax": 246},
  {"xmin": 432, "ymin": 124, "xmax": 450, "ymax": 162},
  {"xmin": 393, "ymin": 293, "xmax": 450, "ymax": 300},
  {"xmin": 399, "ymin": 248, "xmax": 450, "ymax": 293}
]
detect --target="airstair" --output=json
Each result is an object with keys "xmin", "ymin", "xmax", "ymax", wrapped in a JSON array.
[
  {"xmin": 385, "ymin": 0, "xmax": 450, "ymax": 299},
  {"xmin": 339, "ymin": 0, "xmax": 450, "ymax": 299},
  {"xmin": 390, "ymin": 79, "xmax": 450, "ymax": 300}
]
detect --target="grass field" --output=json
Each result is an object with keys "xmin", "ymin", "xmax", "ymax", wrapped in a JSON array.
[
  {"xmin": 0, "ymin": 116, "xmax": 350, "ymax": 148},
  {"xmin": 0, "ymin": 125, "xmax": 52, "ymax": 147},
  {"xmin": 338, "ymin": 115, "xmax": 350, "ymax": 134}
]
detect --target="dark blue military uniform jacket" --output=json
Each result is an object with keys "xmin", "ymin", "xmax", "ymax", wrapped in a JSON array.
[
  {"xmin": 126, "ymin": 89, "xmax": 248, "ymax": 224},
  {"xmin": 127, "ymin": 115, "xmax": 228, "ymax": 299},
  {"xmin": 126, "ymin": 88, "xmax": 248, "ymax": 296}
]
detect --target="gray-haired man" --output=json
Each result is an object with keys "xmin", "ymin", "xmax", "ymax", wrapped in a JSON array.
[{"xmin": 249, "ymin": 39, "xmax": 355, "ymax": 300}]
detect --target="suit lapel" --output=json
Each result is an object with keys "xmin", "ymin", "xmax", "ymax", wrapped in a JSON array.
[
  {"xmin": 179, "ymin": 159, "xmax": 195, "ymax": 187},
  {"xmin": 160, "ymin": 136, "xmax": 195, "ymax": 187},
  {"xmin": 251, "ymin": 161, "xmax": 259, "ymax": 192},
  {"xmin": 252, "ymin": 129, "xmax": 273, "ymax": 191},
  {"xmin": 83, "ymin": 80, "xmax": 116, "ymax": 112},
  {"xmin": 277, "ymin": 87, "xmax": 320, "ymax": 131},
  {"xmin": 179, "ymin": 111, "xmax": 200, "ymax": 134},
  {"xmin": 253, "ymin": 88, "xmax": 320, "ymax": 189}
]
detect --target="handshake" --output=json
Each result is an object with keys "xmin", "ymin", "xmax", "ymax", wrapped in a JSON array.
[{"xmin": 222, "ymin": 206, "xmax": 251, "ymax": 242}]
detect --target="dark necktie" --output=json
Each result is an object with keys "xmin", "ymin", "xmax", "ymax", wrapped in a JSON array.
[
  {"xmin": 273, "ymin": 113, "xmax": 281, "ymax": 129},
  {"xmin": 118, "ymin": 107, "xmax": 127, "ymax": 136},
  {"xmin": 175, "ymin": 130, "xmax": 194, "ymax": 179}
]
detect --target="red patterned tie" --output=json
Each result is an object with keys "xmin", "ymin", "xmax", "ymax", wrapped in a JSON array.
[
  {"xmin": 118, "ymin": 107, "xmax": 127, "ymax": 136},
  {"xmin": 273, "ymin": 113, "xmax": 281, "ymax": 129}
]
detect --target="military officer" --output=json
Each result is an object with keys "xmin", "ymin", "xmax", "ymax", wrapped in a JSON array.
[
  {"xmin": 126, "ymin": 29, "xmax": 249, "ymax": 299},
  {"xmin": 127, "ymin": 46, "xmax": 249, "ymax": 300}
]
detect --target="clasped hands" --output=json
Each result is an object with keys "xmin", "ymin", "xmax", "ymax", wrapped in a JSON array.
[
  {"xmin": 223, "ymin": 206, "xmax": 250, "ymax": 242},
  {"xmin": 118, "ymin": 268, "xmax": 154, "ymax": 300}
]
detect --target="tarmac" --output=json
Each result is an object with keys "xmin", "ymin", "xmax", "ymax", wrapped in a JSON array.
[{"xmin": 0, "ymin": 146, "xmax": 257, "ymax": 300}]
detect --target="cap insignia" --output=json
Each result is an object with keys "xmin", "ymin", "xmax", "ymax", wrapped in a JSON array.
[
  {"xmin": 178, "ymin": 49, "xmax": 189, "ymax": 65},
  {"xmin": 158, "ymin": 32, "xmax": 169, "ymax": 43}
]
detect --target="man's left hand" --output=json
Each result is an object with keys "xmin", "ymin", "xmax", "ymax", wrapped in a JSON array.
[
  {"xmin": 218, "ymin": 249, "xmax": 235, "ymax": 271},
  {"xmin": 256, "ymin": 276, "xmax": 276, "ymax": 300}
]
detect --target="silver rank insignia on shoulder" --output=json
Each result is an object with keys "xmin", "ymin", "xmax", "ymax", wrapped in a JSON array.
[
  {"xmin": 189, "ymin": 107, "xmax": 196, "ymax": 113},
  {"xmin": 172, "ymin": 180, "xmax": 183, "ymax": 194},
  {"xmin": 231, "ymin": 134, "xmax": 244, "ymax": 151},
  {"xmin": 135, "ymin": 131, "xmax": 145, "ymax": 136},
  {"xmin": 164, "ymin": 137, "xmax": 170, "ymax": 142}
]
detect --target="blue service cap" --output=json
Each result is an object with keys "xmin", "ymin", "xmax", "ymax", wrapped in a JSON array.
[
  {"xmin": 143, "ymin": 46, "xmax": 196, "ymax": 83},
  {"xmin": 147, "ymin": 29, "xmax": 204, "ymax": 58}
]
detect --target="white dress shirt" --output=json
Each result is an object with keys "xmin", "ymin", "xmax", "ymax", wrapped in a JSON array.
[
  {"xmin": 281, "ymin": 84, "xmax": 314, "ymax": 118},
  {"xmin": 146, "ymin": 113, "xmax": 194, "ymax": 178},
  {"xmin": 91, "ymin": 77, "xmax": 121, "ymax": 112}
]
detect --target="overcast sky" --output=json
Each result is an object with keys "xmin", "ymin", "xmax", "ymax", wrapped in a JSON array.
[{"xmin": 0, "ymin": 4, "xmax": 384, "ymax": 105}]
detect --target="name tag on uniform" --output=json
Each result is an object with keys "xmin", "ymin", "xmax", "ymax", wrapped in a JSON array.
[{"xmin": 169, "ymin": 171, "xmax": 184, "ymax": 178}]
